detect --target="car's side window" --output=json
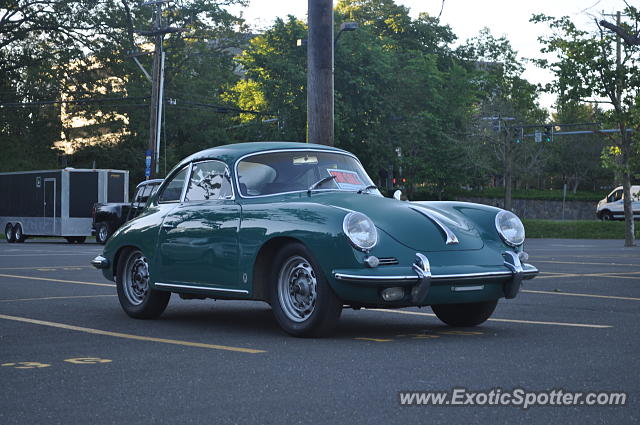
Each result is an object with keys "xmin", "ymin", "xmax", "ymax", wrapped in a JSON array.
[
  {"xmin": 158, "ymin": 167, "xmax": 189, "ymax": 203},
  {"xmin": 184, "ymin": 160, "xmax": 233, "ymax": 201}
]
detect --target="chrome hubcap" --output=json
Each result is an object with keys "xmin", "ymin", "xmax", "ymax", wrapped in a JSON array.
[
  {"xmin": 123, "ymin": 252, "xmax": 149, "ymax": 306},
  {"xmin": 277, "ymin": 256, "xmax": 317, "ymax": 322},
  {"xmin": 98, "ymin": 226, "xmax": 108, "ymax": 241}
]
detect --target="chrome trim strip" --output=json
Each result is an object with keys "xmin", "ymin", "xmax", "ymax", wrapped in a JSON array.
[
  {"xmin": 409, "ymin": 206, "xmax": 459, "ymax": 245},
  {"xmin": 334, "ymin": 268, "xmax": 538, "ymax": 283},
  {"xmin": 233, "ymin": 148, "xmax": 369, "ymax": 199},
  {"xmin": 452, "ymin": 285, "xmax": 485, "ymax": 292},
  {"xmin": 154, "ymin": 282, "xmax": 249, "ymax": 294}
]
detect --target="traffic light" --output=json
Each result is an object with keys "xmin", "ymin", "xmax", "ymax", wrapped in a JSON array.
[
  {"xmin": 543, "ymin": 125, "xmax": 553, "ymax": 142},
  {"xmin": 513, "ymin": 127, "xmax": 522, "ymax": 143}
]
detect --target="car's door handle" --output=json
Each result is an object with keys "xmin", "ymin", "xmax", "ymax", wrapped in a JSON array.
[{"xmin": 161, "ymin": 223, "xmax": 175, "ymax": 230}]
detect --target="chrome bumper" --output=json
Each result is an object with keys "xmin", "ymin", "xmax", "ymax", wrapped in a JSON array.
[
  {"xmin": 90, "ymin": 255, "xmax": 110, "ymax": 270},
  {"xmin": 333, "ymin": 251, "xmax": 539, "ymax": 301}
]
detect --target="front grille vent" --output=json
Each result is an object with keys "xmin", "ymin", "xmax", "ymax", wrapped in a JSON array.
[{"xmin": 378, "ymin": 257, "xmax": 399, "ymax": 266}]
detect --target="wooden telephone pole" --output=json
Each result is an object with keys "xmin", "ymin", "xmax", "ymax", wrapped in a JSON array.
[{"xmin": 307, "ymin": 0, "xmax": 334, "ymax": 146}]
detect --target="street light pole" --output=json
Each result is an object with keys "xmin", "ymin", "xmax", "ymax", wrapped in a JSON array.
[{"xmin": 307, "ymin": 0, "xmax": 334, "ymax": 146}]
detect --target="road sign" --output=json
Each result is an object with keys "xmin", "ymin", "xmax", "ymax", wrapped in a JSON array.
[
  {"xmin": 145, "ymin": 150, "xmax": 152, "ymax": 177},
  {"xmin": 534, "ymin": 130, "xmax": 542, "ymax": 143}
]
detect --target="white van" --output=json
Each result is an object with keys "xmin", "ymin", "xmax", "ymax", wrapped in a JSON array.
[{"xmin": 596, "ymin": 185, "xmax": 640, "ymax": 220}]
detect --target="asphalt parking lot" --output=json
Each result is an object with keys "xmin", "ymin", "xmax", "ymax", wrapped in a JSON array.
[{"xmin": 0, "ymin": 238, "xmax": 638, "ymax": 424}]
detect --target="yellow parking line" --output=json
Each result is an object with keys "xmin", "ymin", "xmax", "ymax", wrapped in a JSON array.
[
  {"xmin": 0, "ymin": 265, "xmax": 92, "ymax": 271},
  {"xmin": 594, "ymin": 274, "xmax": 640, "ymax": 280},
  {"xmin": 0, "ymin": 295, "xmax": 117, "ymax": 303},
  {"xmin": 0, "ymin": 273, "xmax": 115, "ymax": 288},
  {"xmin": 354, "ymin": 337, "xmax": 393, "ymax": 342},
  {"xmin": 535, "ymin": 272, "xmax": 640, "ymax": 280},
  {"xmin": 522, "ymin": 289, "xmax": 640, "ymax": 301},
  {"xmin": 0, "ymin": 314, "xmax": 266, "ymax": 354},
  {"xmin": 368, "ymin": 308, "xmax": 611, "ymax": 329},
  {"xmin": 534, "ymin": 260, "xmax": 639, "ymax": 267}
]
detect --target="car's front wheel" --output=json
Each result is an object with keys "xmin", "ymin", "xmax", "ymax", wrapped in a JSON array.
[
  {"xmin": 116, "ymin": 248, "xmax": 170, "ymax": 319},
  {"xmin": 271, "ymin": 243, "xmax": 342, "ymax": 337},
  {"xmin": 431, "ymin": 300, "xmax": 498, "ymax": 327}
]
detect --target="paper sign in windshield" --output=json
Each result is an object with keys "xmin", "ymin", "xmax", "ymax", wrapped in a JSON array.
[{"xmin": 327, "ymin": 169, "xmax": 363, "ymax": 190}]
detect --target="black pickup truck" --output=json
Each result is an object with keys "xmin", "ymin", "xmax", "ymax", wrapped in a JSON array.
[{"xmin": 92, "ymin": 179, "xmax": 162, "ymax": 244}]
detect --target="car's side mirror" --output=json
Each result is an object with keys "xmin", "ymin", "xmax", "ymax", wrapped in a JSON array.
[{"xmin": 393, "ymin": 190, "xmax": 402, "ymax": 201}]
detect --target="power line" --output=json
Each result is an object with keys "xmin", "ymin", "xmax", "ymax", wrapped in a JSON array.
[{"xmin": 0, "ymin": 97, "xmax": 149, "ymax": 108}]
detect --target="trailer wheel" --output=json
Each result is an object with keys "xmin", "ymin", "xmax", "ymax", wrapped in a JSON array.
[
  {"xmin": 65, "ymin": 236, "xmax": 86, "ymax": 244},
  {"xmin": 14, "ymin": 224, "xmax": 26, "ymax": 243},
  {"xmin": 95, "ymin": 223, "xmax": 110, "ymax": 244},
  {"xmin": 5, "ymin": 224, "xmax": 15, "ymax": 243}
]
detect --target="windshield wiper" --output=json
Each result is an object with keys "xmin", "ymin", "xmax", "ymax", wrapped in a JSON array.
[
  {"xmin": 357, "ymin": 185, "xmax": 378, "ymax": 194},
  {"xmin": 308, "ymin": 175, "xmax": 337, "ymax": 194}
]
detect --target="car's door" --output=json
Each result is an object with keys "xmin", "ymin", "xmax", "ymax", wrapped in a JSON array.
[{"xmin": 156, "ymin": 160, "xmax": 241, "ymax": 289}]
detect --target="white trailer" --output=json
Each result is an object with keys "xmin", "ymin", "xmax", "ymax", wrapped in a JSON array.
[{"xmin": 1, "ymin": 168, "xmax": 128, "ymax": 243}]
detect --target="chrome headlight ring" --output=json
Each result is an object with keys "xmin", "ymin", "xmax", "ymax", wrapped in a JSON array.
[
  {"xmin": 495, "ymin": 210, "xmax": 525, "ymax": 247},
  {"xmin": 343, "ymin": 212, "xmax": 378, "ymax": 251}
]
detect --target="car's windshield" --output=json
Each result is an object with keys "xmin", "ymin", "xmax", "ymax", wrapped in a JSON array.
[{"xmin": 236, "ymin": 151, "xmax": 378, "ymax": 197}]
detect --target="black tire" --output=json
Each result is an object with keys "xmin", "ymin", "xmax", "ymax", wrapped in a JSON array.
[
  {"xmin": 600, "ymin": 210, "xmax": 613, "ymax": 221},
  {"xmin": 95, "ymin": 222, "xmax": 110, "ymax": 245},
  {"xmin": 116, "ymin": 248, "xmax": 170, "ymax": 319},
  {"xmin": 5, "ymin": 223, "xmax": 16, "ymax": 243},
  {"xmin": 75, "ymin": 236, "xmax": 86, "ymax": 244},
  {"xmin": 65, "ymin": 237, "xmax": 75, "ymax": 244},
  {"xmin": 270, "ymin": 242, "xmax": 342, "ymax": 337},
  {"xmin": 431, "ymin": 300, "xmax": 498, "ymax": 327},
  {"xmin": 14, "ymin": 224, "xmax": 26, "ymax": 243}
]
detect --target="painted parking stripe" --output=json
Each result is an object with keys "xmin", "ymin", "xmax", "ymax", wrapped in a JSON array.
[
  {"xmin": 368, "ymin": 309, "xmax": 612, "ymax": 329},
  {"xmin": 535, "ymin": 272, "xmax": 640, "ymax": 280},
  {"xmin": 522, "ymin": 289, "xmax": 640, "ymax": 301},
  {"xmin": 533, "ymin": 260, "xmax": 640, "ymax": 267},
  {"xmin": 0, "ymin": 273, "xmax": 115, "ymax": 288},
  {"xmin": 0, "ymin": 265, "xmax": 93, "ymax": 271},
  {"xmin": 0, "ymin": 253, "xmax": 99, "ymax": 257},
  {"xmin": 0, "ymin": 295, "xmax": 116, "ymax": 303},
  {"xmin": 0, "ymin": 314, "xmax": 266, "ymax": 354}
]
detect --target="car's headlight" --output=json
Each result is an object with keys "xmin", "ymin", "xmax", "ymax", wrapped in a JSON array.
[
  {"xmin": 343, "ymin": 212, "xmax": 378, "ymax": 251},
  {"xmin": 495, "ymin": 210, "xmax": 525, "ymax": 246}
]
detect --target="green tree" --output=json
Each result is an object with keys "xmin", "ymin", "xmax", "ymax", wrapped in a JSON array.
[{"xmin": 532, "ymin": 8, "xmax": 640, "ymax": 246}]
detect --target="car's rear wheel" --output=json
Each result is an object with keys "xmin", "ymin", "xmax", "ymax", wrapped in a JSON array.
[
  {"xmin": 116, "ymin": 248, "xmax": 170, "ymax": 319},
  {"xmin": 431, "ymin": 300, "xmax": 498, "ymax": 327},
  {"xmin": 5, "ymin": 223, "xmax": 15, "ymax": 243},
  {"xmin": 271, "ymin": 243, "xmax": 342, "ymax": 337},
  {"xmin": 96, "ymin": 222, "xmax": 110, "ymax": 244}
]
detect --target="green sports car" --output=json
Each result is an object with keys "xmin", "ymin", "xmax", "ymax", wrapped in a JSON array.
[{"xmin": 91, "ymin": 142, "xmax": 538, "ymax": 337}]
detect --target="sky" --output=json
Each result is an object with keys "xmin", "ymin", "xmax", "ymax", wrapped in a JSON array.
[{"xmin": 227, "ymin": 0, "xmax": 630, "ymax": 111}]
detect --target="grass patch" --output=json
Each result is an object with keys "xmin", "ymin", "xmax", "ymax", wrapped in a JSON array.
[{"xmin": 524, "ymin": 219, "xmax": 640, "ymax": 239}]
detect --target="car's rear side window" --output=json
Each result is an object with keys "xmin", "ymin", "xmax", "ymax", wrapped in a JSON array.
[
  {"xmin": 184, "ymin": 161, "xmax": 233, "ymax": 201},
  {"xmin": 158, "ymin": 167, "xmax": 189, "ymax": 203}
]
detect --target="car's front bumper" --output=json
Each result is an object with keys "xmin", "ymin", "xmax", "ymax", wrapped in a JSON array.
[{"xmin": 331, "ymin": 251, "xmax": 538, "ymax": 306}]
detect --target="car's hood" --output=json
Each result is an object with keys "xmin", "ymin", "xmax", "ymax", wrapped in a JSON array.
[{"xmin": 313, "ymin": 192, "xmax": 484, "ymax": 252}]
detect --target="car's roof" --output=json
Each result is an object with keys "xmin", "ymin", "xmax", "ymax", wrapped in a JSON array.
[{"xmin": 178, "ymin": 141, "xmax": 349, "ymax": 168}]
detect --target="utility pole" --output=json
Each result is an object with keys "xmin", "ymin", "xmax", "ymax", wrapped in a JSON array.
[
  {"xmin": 137, "ymin": 0, "xmax": 182, "ymax": 179},
  {"xmin": 307, "ymin": 0, "xmax": 334, "ymax": 146}
]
